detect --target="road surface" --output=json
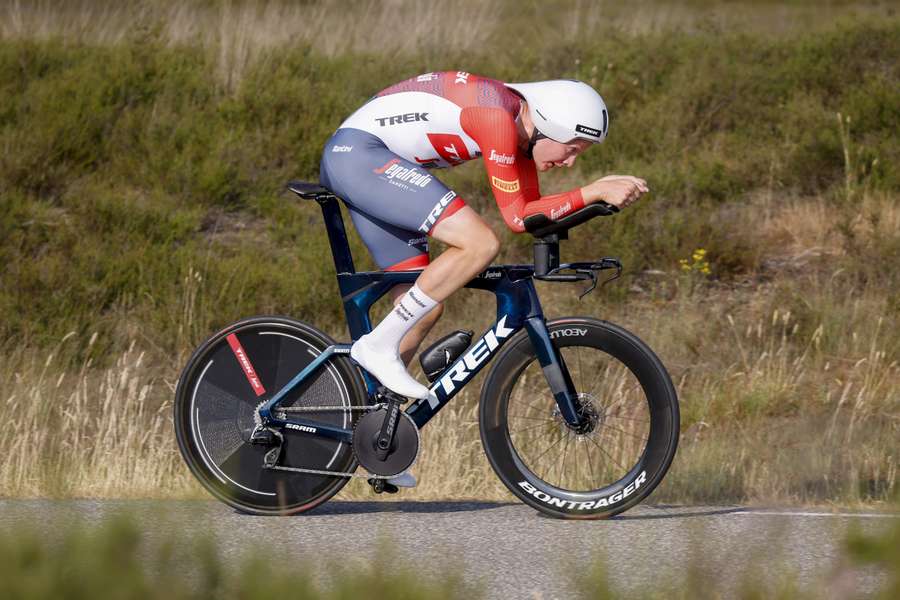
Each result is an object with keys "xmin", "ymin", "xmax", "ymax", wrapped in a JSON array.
[{"xmin": 1, "ymin": 500, "xmax": 895, "ymax": 597}]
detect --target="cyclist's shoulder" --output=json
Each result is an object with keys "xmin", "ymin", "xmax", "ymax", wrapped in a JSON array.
[{"xmin": 376, "ymin": 71, "xmax": 520, "ymax": 111}]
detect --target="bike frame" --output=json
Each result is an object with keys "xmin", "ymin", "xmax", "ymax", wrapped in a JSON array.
[{"xmin": 257, "ymin": 196, "xmax": 582, "ymax": 442}]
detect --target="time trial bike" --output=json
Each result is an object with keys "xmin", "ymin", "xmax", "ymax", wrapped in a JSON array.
[{"xmin": 173, "ymin": 181, "xmax": 679, "ymax": 519}]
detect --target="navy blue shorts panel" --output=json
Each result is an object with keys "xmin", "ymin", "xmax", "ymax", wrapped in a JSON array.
[{"xmin": 319, "ymin": 128, "xmax": 461, "ymax": 270}]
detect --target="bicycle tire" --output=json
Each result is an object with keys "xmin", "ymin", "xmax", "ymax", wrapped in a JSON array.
[
  {"xmin": 174, "ymin": 315, "xmax": 367, "ymax": 515},
  {"xmin": 479, "ymin": 317, "xmax": 679, "ymax": 519}
]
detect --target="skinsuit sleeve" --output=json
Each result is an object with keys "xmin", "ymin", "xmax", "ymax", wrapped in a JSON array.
[{"xmin": 460, "ymin": 106, "xmax": 584, "ymax": 233}]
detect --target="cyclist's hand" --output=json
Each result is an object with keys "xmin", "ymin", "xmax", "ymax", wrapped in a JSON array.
[{"xmin": 582, "ymin": 175, "xmax": 649, "ymax": 209}]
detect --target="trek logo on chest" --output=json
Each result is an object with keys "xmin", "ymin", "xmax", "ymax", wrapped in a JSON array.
[
  {"xmin": 375, "ymin": 112, "xmax": 429, "ymax": 126},
  {"xmin": 427, "ymin": 315, "xmax": 515, "ymax": 406}
]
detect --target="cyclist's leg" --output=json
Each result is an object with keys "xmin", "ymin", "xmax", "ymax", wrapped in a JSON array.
[
  {"xmin": 320, "ymin": 128, "xmax": 465, "ymax": 398},
  {"xmin": 388, "ymin": 284, "xmax": 444, "ymax": 366},
  {"xmin": 415, "ymin": 206, "xmax": 499, "ymax": 301},
  {"xmin": 340, "ymin": 208, "xmax": 444, "ymax": 366},
  {"xmin": 321, "ymin": 130, "xmax": 499, "ymax": 303}
]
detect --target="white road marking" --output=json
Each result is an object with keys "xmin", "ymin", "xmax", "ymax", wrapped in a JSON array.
[{"xmin": 734, "ymin": 510, "xmax": 900, "ymax": 518}]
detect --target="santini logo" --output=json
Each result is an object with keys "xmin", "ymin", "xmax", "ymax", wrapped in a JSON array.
[
  {"xmin": 428, "ymin": 315, "xmax": 515, "ymax": 406},
  {"xmin": 331, "ymin": 145, "xmax": 352, "ymax": 153}
]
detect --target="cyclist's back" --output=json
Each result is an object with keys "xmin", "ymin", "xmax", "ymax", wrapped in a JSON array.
[{"xmin": 337, "ymin": 71, "xmax": 520, "ymax": 170}]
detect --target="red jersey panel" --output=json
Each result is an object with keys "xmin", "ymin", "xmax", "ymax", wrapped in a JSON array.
[{"xmin": 339, "ymin": 72, "xmax": 584, "ymax": 231}]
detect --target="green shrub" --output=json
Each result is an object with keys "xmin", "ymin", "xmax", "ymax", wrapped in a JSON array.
[{"xmin": 1, "ymin": 18, "xmax": 898, "ymax": 356}]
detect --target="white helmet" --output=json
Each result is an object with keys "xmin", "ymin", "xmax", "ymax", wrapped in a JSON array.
[{"xmin": 505, "ymin": 79, "xmax": 609, "ymax": 145}]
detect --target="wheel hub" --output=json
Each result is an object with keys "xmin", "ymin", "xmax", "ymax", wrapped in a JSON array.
[{"xmin": 552, "ymin": 393, "xmax": 604, "ymax": 436}]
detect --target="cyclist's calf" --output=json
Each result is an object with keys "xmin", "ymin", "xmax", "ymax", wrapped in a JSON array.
[{"xmin": 390, "ymin": 284, "xmax": 445, "ymax": 365}]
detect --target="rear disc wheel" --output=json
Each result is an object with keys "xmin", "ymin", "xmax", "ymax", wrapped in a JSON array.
[{"xmin": 174, "ymin": 316, "xmax": 366, "ymax": 515}]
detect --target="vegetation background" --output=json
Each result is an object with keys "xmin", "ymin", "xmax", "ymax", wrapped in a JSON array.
[{"xmin": 0, "ymin": 0, "xmax": 898, "ymax": 508}]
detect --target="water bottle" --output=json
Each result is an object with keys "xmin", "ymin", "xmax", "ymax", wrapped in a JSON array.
[{"xmin": 418, "ymin": 330, "xmax": 474, "ymax": 382}]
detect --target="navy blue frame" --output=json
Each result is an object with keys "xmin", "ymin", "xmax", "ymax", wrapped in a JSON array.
[{"xmin": 257, "ymin": 196, "xmax": 580, "ymax": 443}]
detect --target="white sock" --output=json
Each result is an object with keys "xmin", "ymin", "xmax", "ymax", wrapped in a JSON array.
[
  {"xmin": 351, "ymin": 283, "xmax": 438, "ymax": 399},
  {"xmin": 367, "ymin": 284, "xmax": 438, "ymax": 351}
]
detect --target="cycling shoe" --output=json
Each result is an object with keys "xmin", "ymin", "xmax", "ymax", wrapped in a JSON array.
[{"xmin": 350, "ymin": 335, "xmax": 430, "ymax": 400}]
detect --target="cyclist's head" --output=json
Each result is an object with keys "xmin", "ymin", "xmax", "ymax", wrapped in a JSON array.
[{"xmin": 505, "ymin": 79, "xmax": 608, "ymax": 171}]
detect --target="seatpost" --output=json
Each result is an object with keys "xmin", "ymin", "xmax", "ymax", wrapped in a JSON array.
[{"xmin": 317, "ymin": 196, "xmax": 356, "ymax": 275}]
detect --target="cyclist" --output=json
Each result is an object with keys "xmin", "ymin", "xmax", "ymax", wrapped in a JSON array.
[{"xmin": 320, "ymin": 72, "xmax": 648, "ymax": 485}]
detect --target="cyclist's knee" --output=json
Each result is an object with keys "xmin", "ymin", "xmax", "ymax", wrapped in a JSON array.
[
  {"xmin": 464, "ymin": 230, "xmax": 499, "ymax": 266},
  {"xmin": 481, "ymin": 232, "xmax": 501, "ymax": 262}
]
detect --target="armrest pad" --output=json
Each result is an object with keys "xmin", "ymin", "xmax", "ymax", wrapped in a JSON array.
[{"xmin": 523, "ymin": 202, "xmax": 619, "ymax": 238}]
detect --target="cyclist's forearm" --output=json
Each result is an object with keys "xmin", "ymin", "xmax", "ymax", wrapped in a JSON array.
[{"xmin": 521, "ymin": 188, "xmax": 585, "ymax": 222}]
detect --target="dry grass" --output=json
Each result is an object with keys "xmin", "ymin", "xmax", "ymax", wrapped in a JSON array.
[
  {"xmin": 1, "ymin": 194, "xmax": 897, "ymax": 504},
  {"xmin": 1, "ymin": 0, "xmax": 892, "ymax": 89},
  {"xmin": 0, "ymin": 0, "xmax": 501, "ymax": 89},
  {"xmin": 0, "ymin": 335, "xmax": 197, "ymax": 498}
]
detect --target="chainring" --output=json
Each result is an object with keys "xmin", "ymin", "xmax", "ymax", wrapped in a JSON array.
[{"xmin": 352, "ymin": 408, "xmax": 419, "ymax": 477}]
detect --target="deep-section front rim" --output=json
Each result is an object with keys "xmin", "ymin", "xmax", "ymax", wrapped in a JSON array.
[
  {"xmin": 174, "ymin": 315, "xmax": 366, "ymax": 515},
  {"xmin": 479, "ymin": 317, "xmax": 679, "ymax": 519}
]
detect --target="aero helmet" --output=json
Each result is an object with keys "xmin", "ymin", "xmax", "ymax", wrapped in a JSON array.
[{"xmin": 505, "ymin": 80, "xmax": 609, "ymax": 157}]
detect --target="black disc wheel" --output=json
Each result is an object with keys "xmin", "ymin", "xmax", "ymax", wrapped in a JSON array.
[
  {"xmin": 174, "ymin": 316, "xmax": 366, "ymax": 515},
  {"xmin": 480, "ymin": 317, "xmax": 679, "ymax": 519}
]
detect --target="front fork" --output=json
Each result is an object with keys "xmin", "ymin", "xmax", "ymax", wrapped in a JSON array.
[{"xmin": 523, "ymin": 317, "xmax": 582, "ymax": 427}]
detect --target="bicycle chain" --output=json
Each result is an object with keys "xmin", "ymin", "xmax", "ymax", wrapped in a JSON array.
[
  {"xmin": 263, "ymin": 404, "xmax": 402, "ymax": 479},
  {"xmin": 268, "ymin": 464, "xmax": 394, "ymax": 479},
  {"xmin": 277, "ymin": 405, "xmax": 379, "ymax": 413}
]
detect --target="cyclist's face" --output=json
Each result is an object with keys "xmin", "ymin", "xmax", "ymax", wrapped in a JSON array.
[{"xmin": 532, "ymin": 138, "xmax": 592, "ymax": 172}]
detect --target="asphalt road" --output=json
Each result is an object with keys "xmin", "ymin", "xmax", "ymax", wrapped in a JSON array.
[{"xmin": 1, "ymin": 500, "xmax": 896, "ymax": 598}]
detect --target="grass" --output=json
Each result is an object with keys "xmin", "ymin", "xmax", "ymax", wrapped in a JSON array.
[
  {"xmin": 0, "ymin": 515, "xmax": 476, "ymax": 599},
  {"xmin": 0, "ymin": 1, "xmax": 898, "ymax": 505}
]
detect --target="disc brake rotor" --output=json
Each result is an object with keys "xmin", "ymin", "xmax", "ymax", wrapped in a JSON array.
[{"xmin": 551, "ymin": 393, "xmax": 603, "ymax": 437}]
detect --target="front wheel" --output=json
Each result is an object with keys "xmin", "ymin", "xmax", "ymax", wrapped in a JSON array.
[{"xmin": 479, "ymin": 317, "xmax": 679, "ymax": 519}]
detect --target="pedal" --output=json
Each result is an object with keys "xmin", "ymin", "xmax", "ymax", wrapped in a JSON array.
[
  {"xmin": 376, "ymin": 386, "xmax": 410, "ymax": 404},
  {"xmin": 374, "ymin": 390, "xmax": 405, "ymax": 462},
  {"xmin": 368, "ymin": 478, "xmax": 399, "ymax": 494}
]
